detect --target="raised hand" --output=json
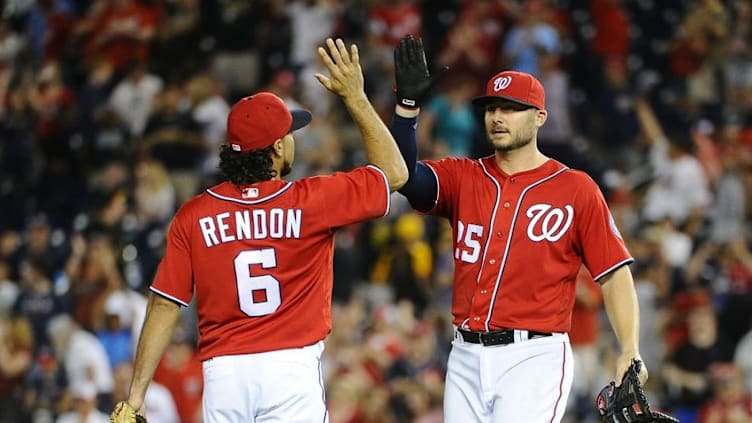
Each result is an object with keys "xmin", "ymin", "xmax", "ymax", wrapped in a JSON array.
[
  {"xmin": 394, "ymin": 34, "xmax": 448, "ymax": 109},
  {"xmin": 314, "ymin": 38, "xmax": 364, "ymax": 100}
]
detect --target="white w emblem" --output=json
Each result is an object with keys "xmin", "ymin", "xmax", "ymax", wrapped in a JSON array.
[
  {"xmin": 526, "ymin": 204, "xmax": 574, "ymax": 242},
  {"xmin": 494, "ymin": 76, "xmax": 512, "ymax": 92}
]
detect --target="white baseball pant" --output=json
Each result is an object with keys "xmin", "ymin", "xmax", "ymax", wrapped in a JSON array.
[
  {"xmin": 444, "ymin": 331, "xmax": 573, "ymax": 422},
  {"xmin": 202, "ymin": 341, "xmax": 328, "ymax": 423}
]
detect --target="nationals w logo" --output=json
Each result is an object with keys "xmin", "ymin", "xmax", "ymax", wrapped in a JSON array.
[
  {"xmin": 526, "ymin": 204, "xmax": 573, "ymax": 242},
  {"xmin": 494, "ymin": 76, "xmax": 512, "ymax": 91}
]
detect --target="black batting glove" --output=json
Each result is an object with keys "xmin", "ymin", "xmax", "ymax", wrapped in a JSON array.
[{"xmin": 394, "ymin": 35, "xmax": 448, "ymax": 109}]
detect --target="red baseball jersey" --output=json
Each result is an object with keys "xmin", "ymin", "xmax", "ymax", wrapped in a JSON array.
[
  {"xmin": 150, "ymin": 166, "xmax": 390, "ymax": 361},
  {"xmin": 423, "ymin": 156, "xmax": 632, "ymax": 333}
]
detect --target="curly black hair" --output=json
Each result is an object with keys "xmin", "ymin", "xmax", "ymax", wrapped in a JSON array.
[{"xmin": 218, "ymin": 144, "xmax": 277, "ymax": 186}]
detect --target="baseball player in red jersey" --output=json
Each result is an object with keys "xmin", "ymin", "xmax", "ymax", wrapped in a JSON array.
[
  {"xmin": 390, "ymin": 35, "xmax": 647, "ymax": 422},
  {"xmin": 109, "ymin": 38, "xmax": 408, "ymax": 423}
]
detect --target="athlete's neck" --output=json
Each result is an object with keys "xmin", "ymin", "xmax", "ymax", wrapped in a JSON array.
[{"xmin": 494, "ymin": 147, "xmax": 549, "ymax": 175}]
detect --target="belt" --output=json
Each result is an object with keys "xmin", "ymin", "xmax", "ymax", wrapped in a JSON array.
[{"xmin": 457, "ymin": 328, "xmax": 553, "ymax": 346}]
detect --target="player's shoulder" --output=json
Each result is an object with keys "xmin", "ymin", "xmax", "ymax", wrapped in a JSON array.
[
  {"xmin": 177, "ymin": 188, "xmax": 214, "ymax": 214},
  {"xmin": 554, "ymin": 166, "xmax": 605, "ymax": 199},
  {"xmin": 536, "ymin": 159, "xmax": 591, "ymax": 183},
  {"xmin": 559, "ymin": 167, "xmax": 599, "ymax": 186},
  {"xmin": 294, "ymin": 165, "xmax": 385, "ymax": 186},
  {"xmin": 424, "ymin": 156, "xmax": 482, "ymax": 172},
  {"xmin": 171, "ymin": 183, "xmax": 224, "ymax": 221}
]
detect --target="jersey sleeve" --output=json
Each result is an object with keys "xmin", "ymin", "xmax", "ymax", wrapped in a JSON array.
[
  {"xmin": 422, "ymin": 157, "xmax": 463, "ymax": 218},
  {"xmin": 150, "ymin": 208, "xmax": 194, "ymax": 306},
  {"xmin": 306, "ymin": 165, "xmax": 391, "ymax": 229},
  {"xmin": 575, "ymin": 175, "xmax": 634, "ymax": 281}
]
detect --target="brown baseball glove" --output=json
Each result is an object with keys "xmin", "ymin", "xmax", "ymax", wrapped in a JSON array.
[{"xmin": 110, "ymin": 401, "xmax": 147, "ymax": 423}]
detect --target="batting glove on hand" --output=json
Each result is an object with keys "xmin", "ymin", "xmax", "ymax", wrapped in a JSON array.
[
  {"xmin": 393, "ymin": 35, "xmax": 447, "ymax": 109},
  {"xmin": 110, "ymin": 401, "xmax": 147, "ymax": 423}
]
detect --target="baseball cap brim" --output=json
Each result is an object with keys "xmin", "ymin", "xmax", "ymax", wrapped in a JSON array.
[
  {"xmin": 290, "ymin": 110, "xmax": 312, "ymax": 132},
  {"xmin": 471, "ymin": 95, "xmax": 540, "ymax": 109}
]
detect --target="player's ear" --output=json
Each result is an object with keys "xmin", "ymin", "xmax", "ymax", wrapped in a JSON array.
[
  {"xmin": 534, "ymin": 109, "xmax": 547, "ymax": 127},
  {"xmin": 272, "ymin": 137, "xmax": 285, "ymax": 157}
]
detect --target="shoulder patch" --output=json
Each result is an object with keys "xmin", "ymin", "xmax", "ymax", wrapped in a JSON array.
[{"xmin": 609, "ymin": 214, "xmax": 622, "ymax": 239}]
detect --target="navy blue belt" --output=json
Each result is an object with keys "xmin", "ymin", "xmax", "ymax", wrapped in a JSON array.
[{"xmin": 457, "ymin": 328, "xmax": 553, "ymax": 346}]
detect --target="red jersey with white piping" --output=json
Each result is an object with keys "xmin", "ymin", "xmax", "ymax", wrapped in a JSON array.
[
  {"xmin": 423, "ymin": 156, "xmax": 632, "ymax": 333},
  {"xmin": 150, "ymin": 166, "xmax": 390, "ymax": 360}
]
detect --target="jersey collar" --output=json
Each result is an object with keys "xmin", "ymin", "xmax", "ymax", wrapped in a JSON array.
[
  {"xmin": 206, "ymin": 180, "xmax": 293, "ymax": 205},
  {"xmin": 480, "ymin": 155, "xmax": 568, "ymax": 181}
]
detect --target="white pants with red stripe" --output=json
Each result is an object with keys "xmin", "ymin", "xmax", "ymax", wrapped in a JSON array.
[
  {"xmin": 444, "ymin": 331, "xmax": 573, "ymax": 422},
  {"xmin": 201, "ymin": 341, "xmax": 328, "ymax": 423}
]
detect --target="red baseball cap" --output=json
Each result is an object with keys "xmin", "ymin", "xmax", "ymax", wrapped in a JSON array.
[
  {"xmin": 227, "ymin": 92, "xmax": 312, "ymax": 152},
  {"xmin": 472, "ymin": 70, "xmax": 546, "ymax": 110}
]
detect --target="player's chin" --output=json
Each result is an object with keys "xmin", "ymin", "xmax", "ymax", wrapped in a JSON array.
[{"xmin": 488, "ymin": 135, "xmax": 512, "ymax": 150}]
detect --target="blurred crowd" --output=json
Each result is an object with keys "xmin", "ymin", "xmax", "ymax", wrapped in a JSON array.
[{"xmin": 1, "ymin": 0, "xmax": 752, "ymax": 422}]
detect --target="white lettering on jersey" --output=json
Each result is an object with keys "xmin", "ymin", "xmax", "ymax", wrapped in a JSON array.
[
  {"xmin": 269, "ymin": 209, "xmax": 283, "ymax": 238},
  {"xmin": 252, "ymin": 210, "xmax": 267, "ymax": 239},
  {"xmin": 455, "ymin": 220, "xmax": 484, "ymax": 263},
  {"xmin": 217, "ymin": 212, "xmax": 235, "ymax": 243},
  {"xmin": 199, "ymin": 209, "xmax": 302, "ymax": 247},
  {"xmin": 526, "ymin": 204, "xmax": 573, "ymax": 242},
  {"xmin": 199, "ymin": 217, "xmax": 219, "ymax": 247}
]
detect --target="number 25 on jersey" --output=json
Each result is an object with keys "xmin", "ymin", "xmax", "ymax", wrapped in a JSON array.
[{"xmin": 456, "ymin": 221, "xmax": 483, "ymax": 264}]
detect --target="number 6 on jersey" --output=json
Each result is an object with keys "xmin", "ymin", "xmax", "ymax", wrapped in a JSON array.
[{"xmin": 234, "ymin": 248, "xmax": 281, "ymax": 317}]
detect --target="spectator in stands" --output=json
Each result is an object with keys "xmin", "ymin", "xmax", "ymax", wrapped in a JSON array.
[
  {"xmin": 0, "ymin": 316, "xmax": 34, "ymax": 422},
  {"xmin": 12, "ymin": 257, "xmax": 67, "ymax": 350},
  {"xmin": 47, "ymin": 314, "xmax": 114, "ymax": 412},
  {"xmin": 108, "ymin": 59, "xmax": 164, "ymax": 137},
  {"xmin": 565, "ymin": 267, "xmax": 605, "ymax": 423},
  {"xmin": 697, "ymin": 362, "xmax": 752, "ymax": 423},
  {"xmin": 95, "ymin": 290, "xmax": 133, "ymax": 369},
  {"xmin": 152, "ymin": 328, "xmax": 203, "ymax": 423},
  {"xmin": 416, "ymin": 74, "xmax": 478, "ymax": 158},
  {"xmin": 54, "ymin": 381, "xmax": 109, "ymax": 423},
  {"xmin": 635, "ymin": 98, "xmax": 710, "ymax": 237},
  {"xmin": 23, "ymin": 347, "xmax": 70, "ymax": 423},
  {"xmin": 662, "ymin": 301, "xmax": 732, "ymax": 422},
  {"xmin": 113, "ymin": 362, "xmax": 179, "ymax": 423},
  {"xmin": 0, "ymin": 261, "xmax": 19, "ymax": 318}
]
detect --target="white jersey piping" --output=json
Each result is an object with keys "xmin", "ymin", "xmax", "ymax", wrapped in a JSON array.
[
  {"xmin": 206, "ymin": 182, "xmax": 294, "ymax": 205},
  {"xmin": 366, "ymin": 165, "xmax": 392, "ymax": 217},
  {"xmin": 150, "ymin": 286, "xmax": 190, "ymax": 307},
  {"xmin": 476, "ymin": 160, "xmax": 503, "ymax": 332},
  {"xmin": 483, "ymin": 166, "xmax": 569, "ymax": 331},
  {"xmin": 594, "ymin": 258, "xmax": 634, "ymax": 281}
]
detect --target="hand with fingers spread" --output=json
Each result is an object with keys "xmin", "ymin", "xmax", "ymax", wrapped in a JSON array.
[
  {"xmin": 393, "ymin": 34, "xmax": 448, "ymax": 109},
  {"xmin": 315, "ymin": 38, "xmax": 364, "ymax": 101}
]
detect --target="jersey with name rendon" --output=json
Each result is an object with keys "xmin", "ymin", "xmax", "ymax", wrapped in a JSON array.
[
  {"xmin": 148, "ymin": 166, "xmax": 391, "ymax": 360},
  {"xmin": 198, "ymin": 208, "xmax": 303, "ymax": 247}
]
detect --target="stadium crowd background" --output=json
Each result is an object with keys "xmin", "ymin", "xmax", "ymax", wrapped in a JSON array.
[{"xmin": 1, "ymin": 0, "xmax": 752, "ymax": 422}]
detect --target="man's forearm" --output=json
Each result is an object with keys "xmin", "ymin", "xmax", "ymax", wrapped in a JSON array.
[
  {"xmin": 128, "ymin": 293, "xmax": 182, "ymax": 409},
  {"xmin": 342, "ymin": 93, "xmax": 407, "ymax": 191},
  {"xmin": 601, "ymin": 265, "xmax": 640, "ymax": 354},
  {"xmin": 390, "ymin": 106, "xmax": 438, "ymax": 211}
]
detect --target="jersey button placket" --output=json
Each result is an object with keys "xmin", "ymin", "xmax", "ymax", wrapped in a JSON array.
[{"xmin": 503, "ymin": 201, "xmax": 511, "ymax": 209}]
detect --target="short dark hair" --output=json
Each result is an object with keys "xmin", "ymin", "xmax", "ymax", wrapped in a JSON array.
[{"xmin": 218, "ymin": 144, "xmax": 277, "ymax": 186}]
